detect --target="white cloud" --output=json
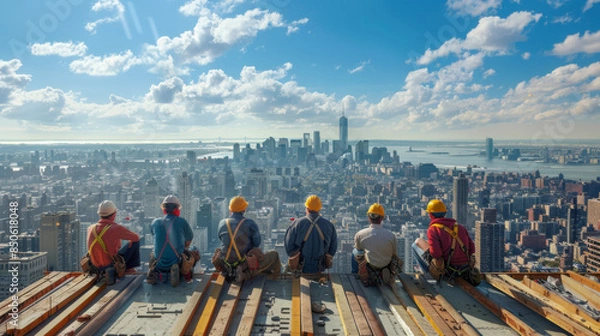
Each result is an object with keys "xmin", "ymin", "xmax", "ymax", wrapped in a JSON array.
[
  {"xmin": 1, "ymin": 87, "xmax": 67, "ymax": 122},
  {"xmin": 0, "ymin": 59, "xmax": 32, "ymax": 104},
  {"xmin": 30, "ymin": 41, "xmax": 88, "ymax": 57},
  {"xmin": 483, "ymin": 68, "xmax": 496, "ymax": 78},
  {"xmin": 146, "ymin": 9, "xmax": 288, "ymax": 67},
  {"xmin": 552, "ymin": 30, "xmax": 600, "ymax": 56},
  {"xmin": 418, "ymin": 11, "xmax": 542, "ymax": 65},
  {"xmin": 69, "ymin": 50, "xmax": 143, "ymax": 76},
  {"xmin": 348, "ymin": 60, "xmax": 370, "ymax": 74},
  {"xmin": 522, "ymin": 52, "xmax": 530, "ymax": 59},
  {"xmin": 147, "ymin": 77, "xmax": 184, "ymax": 104},
  {"xmin": 85, "ymin": 0, "xmax": 125, "ymax": 34},
  {"xmin": 546, "ymin": 0, "xmax": 565, "ymax": 9},
  {"xmin": 287, "ymin": 18, "xmax": 309, "ymax": 35},
  {"xmin": 583, "ymin": 0, "xmax": 600, "ymax": 11},
  {"xmin": 552, "ymin": 14, "xmax": 573, "ymax": 24},
  {"xmin": 179, "ymin": 0, "xmax": 245, "ymax": 16},
  {"xmin": 446, "ymin": 0, "xmax": 502, "ymax": 17}
]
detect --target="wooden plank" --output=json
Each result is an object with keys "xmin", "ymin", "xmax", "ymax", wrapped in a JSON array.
[
  {"xmin": 76, "ymin": 275, "xmax": 144, "ymax": 336},
  {"xmin": 520, "ymin": 276, "xmax": 600, "ymax": 332},
  {"xmin": 291, "ymin": 276, "xmax": 301, "ymax": 336},
  {"xmin": 561, "ymin": 274, "xmax": 600, "ymax": 311},
  {"xmin": 454, "ymin": 278, "xmax": 538, "ymax": 336},
  {"xmin": 566, "ymin": 271, "xmax": 600, "ymax": 295},
  {"xmin": 58, "ymin": 276, "xmax": 133, "ymax": 335},
  {"xmin": 300, "ymin": 277, "xmax": 313, "ymax": 336},
  {"xmin": 390, "ymin": 280, "xmax": 436, "ymax": 335},
  {"xmin": 379, "ymin": 285, "xmax": 423, "ymax": 336},
  {"xmin": 36, "ymin": 281, "xmax": 107, "ymax": 336},
  {"xmin": 397, "ymin": 273, "xmax": 459, "ymax": 336},
  {"xmin": 235, "ymin": 275, "xmax": 266, "ymax": 336},
  {"xmin": 488, "ymin": 272, "xmax": 600, "ymax": 281},
  {"xmin": 0, "ymin": 272, "xmax": 71, "ymax": 323},
  {"xmin": 339, "ymin": 275, "xmax": 371, "ymax": 336},
  {"xmin": 171, "ymin": 274, "xmax": 214, "ymax": 336},
  {"xmin": 8, "ymin": 275, "xmax": 96, "ymax": 336},
  {"xmin": 348, "ymin": 276, "xmax": 386, "ymax": 336},
  {"xmin": 487, "ymin": 275, "xmax": 596, "ymax": 336},
  {"xmin": 209, "ymin": 280, "xmax": 242, "ymax": 336},
  {"xmin": 193, "ymin": 274, "xmax": 226, "ymax": 336},
  {"xmin": 330, "ymin": 274, "xmax": 359, "ymax": 336}
]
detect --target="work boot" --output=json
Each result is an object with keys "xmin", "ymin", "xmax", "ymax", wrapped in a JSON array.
[
  {"xmin": 146, "ymin": 269, "xmax": 157, "ymax": 285},
  {"xmin": 170, "ymin": 264, "xmax": 180, "ymax": 287}
]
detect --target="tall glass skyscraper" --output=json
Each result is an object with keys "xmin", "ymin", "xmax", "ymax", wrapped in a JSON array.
[
  {"xmin": 339, "ymin": 115, "xmax": 348, "ymax": 149},
  {"xmin": 486, "ymin": 138, "xmax": 493, "ymax": 160}
]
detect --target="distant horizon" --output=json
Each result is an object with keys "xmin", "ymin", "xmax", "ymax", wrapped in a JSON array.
[{"xmin": 1, "ymin": 137, "xmax": 599, "ymax": 146}]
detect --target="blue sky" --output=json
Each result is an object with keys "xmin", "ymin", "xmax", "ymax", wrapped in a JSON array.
[{"xmin": 0, "ymin": 0, "xmax": 599, "ymax": 142}]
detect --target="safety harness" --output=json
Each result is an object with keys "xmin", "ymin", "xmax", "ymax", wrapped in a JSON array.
[
  {"xmin": 431, "ymin": 223, "xmax": 471, "ymax": 279},
  {"xmin": 89, "ymin": 224, "xmax": 112, "ymax": 267},
  {"xmin": 224, "ymin": 218, "xmax": 247, "ymax": 267},
  {"xmin": 156, "ymin": 217, "xmax": 180, "ymax": 264}
]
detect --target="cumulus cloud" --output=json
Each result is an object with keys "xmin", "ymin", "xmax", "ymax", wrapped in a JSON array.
[
  {"xmin": 287, "ymin": 18, "xmax": 309, "ymax": 35},
  {"xmin": 546, "ymin": 0, "xmax": 565, "ymax": 9},
  {"xmin": 30, "ymin": 42, "xmax": 88, "ymax": 57},
  {"xmin": 522, "ymin": 52, "xmax": 530, "ymax": 59},
  {"xmin": 348, "ymin": 60, "xmax": 370, "ymax": 74},
  {"xmin": 552, "ymin": 30, "xmax": 600, "ymax": 56},
  {"xmin": 148, "ymin": 77, "xmax": 184, "ymax": 103},
  {"xmin": 179, "ymin": 0, "xmax": 244, "ymax": 16},
  {"xmin": 446, "ymin": 0, "xmax": 502, "ymax": 17},
  {"xmin": 1, "ymin": 87, "xmax": 67, "ymax": 122},
  {"xmin": 69, "ymin": 50, "xmax": 143, "ymax": 76},
  {"xmin": 483, "ymin": 68, "xmax": 496, "ymax": 78},
  {"xmin": 0, "ymin": 59, "xmax": 32, "ymax": 104},
  {"xmin": 85, "ymin": 0, "xmax": 125, "ymax": 34},
  {"xmin": 584, "ymin": 0, "xmax": 600, "ymax": 11},
  {"xmin": 418, "ymin": 11, "xmax": 542, "ymax": 65},
  {"xmin": 145, "ymin": 9, "xmax": 289, "ymax": 69}
]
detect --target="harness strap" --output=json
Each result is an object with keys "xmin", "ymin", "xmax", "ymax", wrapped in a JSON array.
[
  {"xmin": 89, "ymin": 224, "xmax": 113, "ymax": 267},
  {"xmin": 225, "ymin": 218, "xmax": 246, "ymax": 264},
  {"xmin": 157, "ymin": 217, "xmax": 179, "ymax": 264},
  {"xmin": 432, "ymin": 223, "xmax": 470, "ymax": 270}
]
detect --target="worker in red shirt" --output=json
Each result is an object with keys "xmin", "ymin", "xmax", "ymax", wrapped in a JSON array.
[
  {"xmin": 426, "ymin": 199, "xmax": 479, "ymax": 285},
  {"xmin": 87, "ymin": 200, "xmax": 140, "ymax": 282}
]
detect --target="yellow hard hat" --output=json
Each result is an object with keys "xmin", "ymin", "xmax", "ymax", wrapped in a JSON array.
[
  {"xmin": 367, "ymin": 203, "xmax": 385, "ymax": 217},
  {"xmin": 229, "ymin": 196, "xmax": 249, "ymax": 212},
  {"xmin": 426, "ymin": 199, "xmax": 447, "ymax": 213},
  {"xmin": 305, "ymin": 195, "xmax": 322, "ymax": 212}
]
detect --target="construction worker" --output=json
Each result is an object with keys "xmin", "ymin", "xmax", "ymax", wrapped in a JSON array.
[
  {"xmin": 285, "ymin": 195, "xmax": 337, "ymax": 274},
  {"xmin": 212, "ymin": 196, "xmax": 281, "ymax": 282},
  {"xmin": 353, "ymin": 203, "xmax": 402, "ymax": 286},
  {"xmin": 147, "ymin": 195, "xmax": 195, "ymax": 287},
  {"xmin": 87, "ymin": 200, "xmax": 140, "ymax": 283},
  {"xmin": 426, "ymin": 199, "xmax": 480, "ymax": 285}
]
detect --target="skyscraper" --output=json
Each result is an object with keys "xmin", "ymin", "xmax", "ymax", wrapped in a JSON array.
[
  {"xmin": 339, "ymin": 114, "xmax": 348, "ymax": 150},
  {"xmin": 453, "ymin": 174, "xmax": 469, "ymax": 228},
  {"xmin": 486, "ymin": 138, "xmax": 493, "ymax": 160},
  {"xmin": 588, "ymin": 198, "xmax": 600, "ymax": 228},
  {"xmin": 475, "ymin": 209, "xmax": 504, "ymax": 272},
  {"xmin": 178, "ymin": 171, "xmax": 196, "ymax": 227},
  {"xmin": 143, "ymin": 178, "xmax": 162, "ymax": 219},
  {"xmin": 313, "ymin": 131, "xmax": 321, "ymax": 155},
  {"xmin": 566, "ymin": 198, "xmax": 578, "ymax": 244},
  {"xmin": 40, "ymin": 211, "xmax": 80, "ymax": 271}
]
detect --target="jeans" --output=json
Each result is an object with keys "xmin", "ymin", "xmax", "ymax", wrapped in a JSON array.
[
  {"xmin": 351, "ymin": 248, "xmax": 364, "ymax": 274},
  {"xmin": 119, "ymin": 241, "xmax": 141, "ymax": 269}
]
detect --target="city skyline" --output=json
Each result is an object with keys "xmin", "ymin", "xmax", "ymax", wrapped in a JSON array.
[{"xmin": 1, "ymin": 1, "xmax": 600, "ymax": 142}]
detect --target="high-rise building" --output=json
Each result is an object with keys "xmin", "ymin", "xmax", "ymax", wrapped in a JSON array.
[
  {"xmin": 313, "ymin": 131, "xmax": 321, "ymax": 155},
  {"xmin": 588, "ymin": 198, "xmax": 600, "ymax": 229},
  {"xmin": 567, "ymin": 198, "xmax": 578, "ymax": 244},
  {"xmin": 233, "ymin": 143, "xmax": 240, "ymax": 162},
  {"xmin": 486, "ymin": 138, "xmax": 493, "ymax": 160},
  {"xmin": 585, "ymin": 236, "xmax": 600, "ymax": 272},
  {"xmin": 197, "ymin": 202, "xmax": 212, "ymax": 249},
  {"xmin": 475, "ymin": 209, "xmax": 504, "ymax": 272},
  {"xmin": 178, "ymin": 172, "xmax": 196, "ymax": 227},
  {"xmin": 143, "ymin": 178, "xmax": 162, "ymax": 219},
  {"xmin": 339, "ymin": 114, "xmax": 348, "ymax": 149},
  {"xmin": 40, "ymin": 211, "xmax": 80, "ymax": 271},
  {"xmin": 0, "ymin": 252, "xmax": 47, "ymax": 300},
  {"xmin": 453, "ymin": 174, "xmax": 469, "ymax": 228},
  {"xmin": 303, "ymin": 133, "xmax": 310, "ymax": 148}
]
